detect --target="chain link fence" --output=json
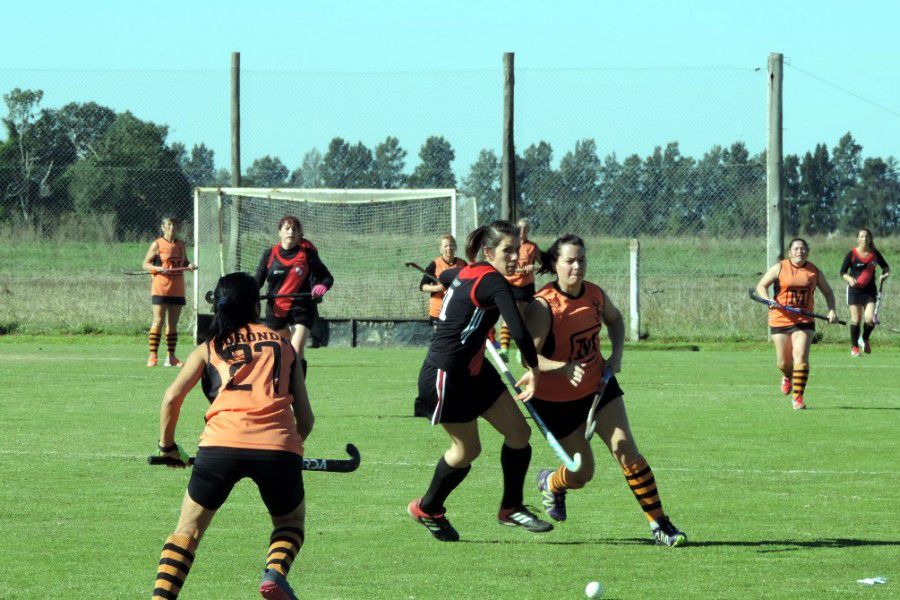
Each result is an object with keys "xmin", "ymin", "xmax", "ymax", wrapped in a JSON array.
[{"xmin": 1, "ymin": 65, "xmax": 897, "ymax": 340}]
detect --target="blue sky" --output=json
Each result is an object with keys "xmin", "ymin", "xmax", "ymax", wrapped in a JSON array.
[{"xmin": 1, "ymin": 0, "xmax": 898, "ymax": 176}]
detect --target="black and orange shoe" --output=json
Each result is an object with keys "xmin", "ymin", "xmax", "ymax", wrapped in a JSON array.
[{"xmin": 407, "ymin": 499, "xmax": 460, "ymax": 542}]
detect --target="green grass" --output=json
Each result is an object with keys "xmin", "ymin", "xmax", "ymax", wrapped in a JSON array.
[
  {"xmin": 2, "ymin": 235, "xmax": 899, "ymax": 341},
  {"xmin": 0, "ymin": 339, "xmax": 897, "ymax": 598}
]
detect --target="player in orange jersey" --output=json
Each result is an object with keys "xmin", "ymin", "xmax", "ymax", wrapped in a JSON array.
[
  {"xmin": 755, "ymin": 238, "xmax": 838, "ymax": 410},
  {"xmin": 419, "ymin": 234, "xmax": 467, "ymax": 327},
  {"xmin": 525, "ymin": 234, "xmax": 686, "ymax": 547},
  {"xmin": 151, "ymin": 272, "xmax": 314, "ymax": 600},
  {"xmin": 839, "ymin": 228, "xmax": 890, "ymax": 356},
  {"xmin": 498, "ymin": 218, "xmax": 539, "ymax": 360},
  {"xmin": 142, "ymin": 216, "xmax": 197, "ymax": 368}
]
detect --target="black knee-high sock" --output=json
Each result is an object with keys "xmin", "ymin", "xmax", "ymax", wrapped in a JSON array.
[
  {"xmin": 421, "ymin": 457, "xmax": 471, "ymax": 514},
  {"xmin": 300, "ymin": 359, "xmax": 307, "ymax": 378},
  {"xmin": 862, "ymin": 323, "xmax": 875, "ymax": 342},
  {"xmin": 500, "ymin": 444, "xmax": 531, "ymax": 509},
  {"xmin": 850, "ymin": 324, "xmax": 860, "ymax": 346}
]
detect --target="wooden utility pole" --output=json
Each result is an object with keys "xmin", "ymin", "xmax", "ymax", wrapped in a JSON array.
[
  {"xmin": 501, "ymin": 52, "xmax": 516, "ymax": 222},
  {"xmin": 766, "ymin": 52, "xmax": 784, "ymax": 270},
  {"xmin": 229, "ymin": 52, "xmax": 242, "ymax": 269}
]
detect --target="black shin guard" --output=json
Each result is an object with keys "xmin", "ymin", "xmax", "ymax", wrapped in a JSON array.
[
  {"xmin": 500, "ymin": 443, "xmax": 532, "ymax": 509},
  {"xmin": 862, "ymin": 323, "xmax": 874, "ymax": 342},
  {"xmin": 421, "ymin": 457, "xmax": 471, "ymax": 514},
  {"xmin": 850, "ymin": 324, "xmax": 860, "ymax": 345}
]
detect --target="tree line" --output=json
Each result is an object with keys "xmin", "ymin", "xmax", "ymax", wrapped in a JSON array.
[{"xmin": 2, "ymin": 87, "xmax": 898, "ymax": 238}]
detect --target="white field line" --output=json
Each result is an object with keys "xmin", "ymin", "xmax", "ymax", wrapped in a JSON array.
[{"xmin": 2, "ymin": 449, "xmax": 891, "ymax": 477}]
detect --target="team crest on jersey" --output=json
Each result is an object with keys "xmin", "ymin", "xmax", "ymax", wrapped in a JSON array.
[
  {"xmin": 568, "ymin": 324, "xmax": 601, "ymax": 362},
  {"xmin": 294, "ymin": 266, "xmax": 305, "ymax": 277}
]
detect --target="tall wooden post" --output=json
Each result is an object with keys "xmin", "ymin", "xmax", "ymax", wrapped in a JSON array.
[
  {"xmin": 229, "ymin": 52, "xmax": 242, "ymax": 270},
  {"xmin": 766, "ymin": 52, "xmax": 784, "ymax": 271},
  {"xmin": 501, "ymin": 52, "xmax": 516, "ymax": 222},
  {"xmin": 629, "ymin": 239, "xmax": 641, "ymax": 342}
]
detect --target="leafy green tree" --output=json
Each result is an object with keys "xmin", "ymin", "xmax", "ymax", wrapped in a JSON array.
[
  {"xmin": 66, "ymin": 111, "xmax": 191, "ymax": 235},
  {"xmin": 408, "ymin": 136, "xmax": 456, "ymax": 188},
  {"xmin": 245, "ymin": 155, "xmax": 288, "ymax": 187},
  {"xmin": 321, "ymin": 138, "xmax": 377, "ymax": 188},
  {"xmin": 53, "ymin": 102, "xmax": 116, "ymax": 159},
  {"xmin": 463, "ymin": 149, "xmax": 500, "ymax": 223},
  {"xmin": 558, "ymin": 139, "xmax": 600, "ymax": 232},
  {"xmin": 831, "ymin": 132, "xmax": 863, "ymax": 232},
  {"xmin": 798, "ymin": 143, "xmax": 836, "ymax": 235},
  {"xmin": 783, "ymin": 154, "xmax": 802, "ymax": 236},
  {"xmin": 374, "ymin": 136, "xmax": 407, "ymax": 188},
  {"xmin": 517, "ymin": 141, "xmax": 564, "ymax": 232},
  {"xmin": 2, "ymin": 88, "xmax": 47, "ymax": 221},
  {"xmin": 289, "ymin": 148, "xmax": 323, "ymax": 187},
  {"xmin": 840, "ymin": 157, "xmax": 899, "ymax": 234},
  {"xmin": 181, "ymin": 143, "xmax": 216, "ymax": 188}
]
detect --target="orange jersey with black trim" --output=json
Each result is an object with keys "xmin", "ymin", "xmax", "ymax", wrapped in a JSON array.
[
  {"xmin": 428, "ymin": 256, "xmax": 467, "ymax": 318},
  {"xmin": 199, "ymin": 323, "xmax": 303, "ymax": 455},
  {"xmin": 505, "ymin": 240, "xmax": 538, "ymax": 287},
  {"xmin": 534, "ymin": 281, "xmax": 607, "ymax": 402},
  {"xmin": 150, "ymin": 237, "xmax": 188, "ymax": 298},
  {"xmin": 769, "ymin": 259, "xmax": 819, "ymax": 327}
]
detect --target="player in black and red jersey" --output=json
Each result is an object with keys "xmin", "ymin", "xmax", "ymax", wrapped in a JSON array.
[
  {"xmin": 254, "ymin": 215, "xmax": 333, "ymax": 378},
  {"xmin": 839, "ymin": 228, "xmax": 891, "ymax": 356},
  {"xmin": 407, "ymin": 220, "xmax": 553, "ymax": 542}
]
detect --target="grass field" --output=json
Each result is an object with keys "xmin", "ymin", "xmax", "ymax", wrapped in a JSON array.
[
  {"xmin": 1, "ymin": 337, "xmax": 897, "ymax": 598},
  {"xmin": 2, "ymin": 235, "xmax": 899, "ymax": 342}
]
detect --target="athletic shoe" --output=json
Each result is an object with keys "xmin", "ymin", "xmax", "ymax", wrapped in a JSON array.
[
  {"xmin": 498, "ymin": 505, "xmax": 553, "ymax": 532},
  {"xmin": 780, "ymin": 376, "xmax": 792, "ymax": 395},
  {"xmin": 259, "ymin": 568, "xmax": 298, "ymax": 600},
  {"xmin": 850, "ymin": 346, "xmax": 861, "ymax": 357},
  {"xmin": 536, "ymin": 469, "xmax": 567, "ymax": 522},
  {"xmin": 792, "ymin": 396, "xmax": 807, "ymax": 410},
  {"xmin": 407, "ymin": 499, "xmax": 459, "ymax": 542},
  {"xmin": 163, "ymin": 356, "xmax": 183, "ymax": 368},
  {"xmin": 863, "ymin": 340, "xmax": 872, "ymax": 354},
  {"xmin": 147, "ymin": 353, "xmax": 158, "ymax": 368},
  {"xmin": 650, "ymin": 516, "xmax": 687, "ymax": 547}
]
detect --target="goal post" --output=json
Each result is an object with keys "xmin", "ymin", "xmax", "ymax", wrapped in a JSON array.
[{"xmin": 192, "ymin": 187, "xmax": 478, "ymax": 339}]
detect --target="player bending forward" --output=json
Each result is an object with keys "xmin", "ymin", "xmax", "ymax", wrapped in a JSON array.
[
  {"xmin": 525, "ymin": 235, "xmax": 687, "ymax": 547},
  {"xmin": 151, "ymin": 272, "xmax": 314, "ymax": 600}
]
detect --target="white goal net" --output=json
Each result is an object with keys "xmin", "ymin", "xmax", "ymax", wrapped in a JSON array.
[{"xmin": 193, "ymin": 187, "xmax": 478, "ymax": 327}]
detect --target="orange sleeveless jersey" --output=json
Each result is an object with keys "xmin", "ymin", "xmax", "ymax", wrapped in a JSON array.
[
  {"xmin": 534, "ymin": 281, "xmax": 607, "ymax": 402},
  {"xmin": 150, "ymin": 237, "xmax": 188, "ymax": 298},
  {"xmin": 428, "ymin": 256, "xmax": 467, "ymax": 318},
  {"xmin": 505, "ymin": 240, "xmax": 538, "ymax": 287},
  {"xmin": 769, "ymin": 259, "xmax": 819, "ymax": 327},
  {"xmin": 200, "ymin": 323, "xmax": 303, "ymax": 455}
]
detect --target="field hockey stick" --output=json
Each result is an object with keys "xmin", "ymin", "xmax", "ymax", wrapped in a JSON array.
[
  {"xmin": 748, "ymin": 289, "xmax": 847, "ymax": 325},
  {"xmin": 584, "ymin": 366, "xmax": 614, "ymax": 441},
  {"xmin": 123, "ymin": 266, "xmax": 194, "ymax": 276},
  {"xmin": 203, "ymin": 290, "xmax": 320, "ymax": 304},
  {"xmin": 485, "ymin": 340, "xmax": 582, "ymax": 472},
  {"xmin": 873, "ymin": 279, "xmax": 885, "ymax": 325},
  {"xmin": 404, "ymin": 261, "xmax": 440, "ymax": 283},
  {"xmin": 149, "ymin": 443, "xmax": 361, "ymax": 472}
]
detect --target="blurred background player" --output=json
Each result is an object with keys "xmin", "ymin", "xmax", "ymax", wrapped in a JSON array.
[
  {"xmin": 408, "ymin": 220, "xmax": 552, "ymax": 541},
  {"xmin": 142, "ymin": 216, "xmax": 197, "ymax": 367},
  {"xmin": 498, "ymin": 217, "xmax": 539, "ymax": 360},
  {"xmin": 839, "ymin": 227, "xmax": 891, "ymax": 356},
  {"xmin": 418, "ymin": 234, "xmax": 466, "ymax": 327},
  {"xmin": 152, "ymin": 272, "xmax": 313, "ymax": 600},
  {"xmin": 254, "ymin": 215, "xmax": 333, "ymax": 379},
  {"xmin": 755, "ymin": 238, "xmax": 838, "ymax": 410},
  {"xmin": 525, "ymin": 235, "xmax": 687, "ymax": 547}
]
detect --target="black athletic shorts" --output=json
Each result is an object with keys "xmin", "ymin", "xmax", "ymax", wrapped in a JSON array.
[
  {"xmin": 415, "ymin": 362, "xmax": 507, "ymax": 423},
  {"xmin": 846, "ymin": 286, "xmax": 877, "ymax": 306},
  {"xmin": 769, "ymin": 322, "xmax": 815, "ymax": 335},
  {"xmin": 265, "ymin": 304, "xmax": 317, "ymax": 330},
  {"xmin": 187, "ymin": 447, "xmax": 304, "ymax": 516},
  {"xmin": 530, "ymin": 376, "xmax": 624, "ymax": 439},
  {"xmin": 510, "ymin": 283, "xmax": 536, "ymax": 303},
  {"xmin": 151, "ymin": 295, "xmax": 186, "ymax": 306}
]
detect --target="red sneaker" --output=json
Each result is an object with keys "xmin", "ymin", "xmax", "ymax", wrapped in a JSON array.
[
  {"xmin": 407, "ymin": 499, "xmax": 459, "ymax": 542},
  {"xmin": 780, "ymin": 376, "xmax": 792, "ymax": 395},
  {"xmin": 147, "ymin": 353, "xmax": 158, "ymax": 367},
  {"xmin": 863, "ymin": 340, "xmax": 871, "ymax": 354},
  {"xmin": 792, "ymin": 396, "xmax": 807, "ymax": 410},
  {"xmin": 850, "ymin": 346, "xmax": 861, "ymax": 357}
]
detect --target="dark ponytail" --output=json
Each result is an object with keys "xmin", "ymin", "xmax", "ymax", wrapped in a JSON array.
[
  {"xmin": 538, "ymin": 234, "xmax": 585, "ymax": 275},
  {"xmin": 207, "ymin": 272, "xmax": 260, "ymax": 357},
  {"xmin": 465, "ymin": 220, "xmax": 519, "ymax": 262}
]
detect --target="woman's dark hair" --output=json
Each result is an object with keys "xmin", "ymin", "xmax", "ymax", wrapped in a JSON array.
[
  {"xmin": 788, "ymin": 237, "xmax": 809, "ymax": 252},
  {"xmin": 278, "ymin": 215, "xmax": 302, "ymax": 231},
  {"xmin": 858, "ymin": 227, "xmax": 876, "ymax": 250},
  {"xmin": 207, "ymin": 272, "xmax": 260, "ymax": 357},
  {"xmin": 464, "ymin": 220, "xmax": 519, "ymax": 262},
  {"xmin": 538, "ymin": 234, "xmax": 586, "ymax": 275}
]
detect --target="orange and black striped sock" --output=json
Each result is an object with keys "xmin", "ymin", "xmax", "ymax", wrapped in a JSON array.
[
  {"xmin": 500, "ymin": 325, "xmax": 511, "ymax": 350},
  {"xmin": 792, "ymin": 367, "xmax": 809, "ymax": 400},
  {"xmin": 548, "ymin": 464, "xmax": 584, "ymax": 492},
  {"xmin": 153, "ymin": 533, "xmax": 198, "ymax": 599},
  {"xmin": 622, "ymin": 458, "xmax": 665, "ymax": 522},
  {"xmin": 149, "ymin": 327, "xmax": 161, "ymax": 355},
  {"xmin": 165, "ymin": 331, "xmax": 178, "ymax": 354},
  {"xmin": 266, "ymin": 525, "xmax": 304, "ymax": 577}
]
